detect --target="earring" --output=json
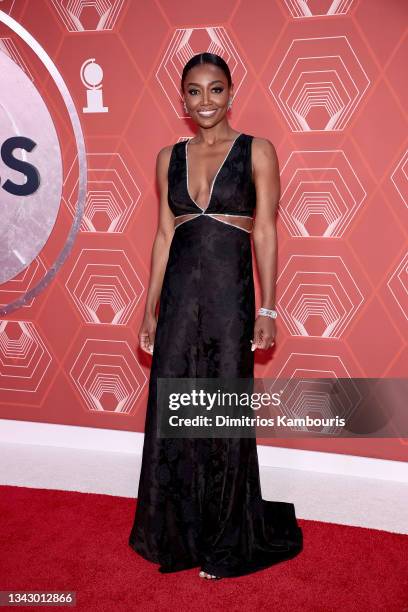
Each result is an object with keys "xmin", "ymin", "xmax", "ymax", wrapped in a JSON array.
[
  {"xmin": 183, "ymin": 100, "xmax": 189, "ymax": 115},
  {"xmin": 227, "ymin": 97, "xmax": 233, "ymax": 110}
]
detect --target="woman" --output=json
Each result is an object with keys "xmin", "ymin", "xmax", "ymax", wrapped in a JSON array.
[{"xmin": 128, "ymin": 52, "xmax": 303, "ymax": 580}]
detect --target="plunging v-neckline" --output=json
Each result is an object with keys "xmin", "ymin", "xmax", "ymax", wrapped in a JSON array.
[{"xmin": 185, "ymin": 133, "xmax": 242, "ymax": 213}]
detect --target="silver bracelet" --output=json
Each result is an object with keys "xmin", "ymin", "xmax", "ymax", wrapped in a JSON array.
[{"xmin": 258, "ymin": 307, "xmax": 278, "ymax": 319}]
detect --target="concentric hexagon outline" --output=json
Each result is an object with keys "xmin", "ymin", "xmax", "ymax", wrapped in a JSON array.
[
  {"xmin": 0, "ymin": 320, "xmax": 52, "ymax": 392},
  {"xmin": 269, "ymin": 36, "xmax": 370, "ymax": 131},
  {"xmin": 279, "ymin": 149, "xmax": 366, "ymax": 237},
  {"xmin": 69, "ymin": 338, "xmax": 147, "ymax": 414},
  {"xmin": 277, "ymin": 255, "xmax": 365, "ymax": 337},
  {"xmin": 65, "ymin": 248, "xmax": 144, "ymax": 324},
  {"xmin": 50, "ymin": 0, "xmax": 125, "ymax": 32},
  {"xmin": 64, "ymin": 152, "xmax": 141, "ymax": 233}
]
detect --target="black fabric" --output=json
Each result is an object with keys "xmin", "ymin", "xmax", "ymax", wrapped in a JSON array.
[{"xmin": 128, "ymin": 133, "xmax": 303, "ymax": 577}]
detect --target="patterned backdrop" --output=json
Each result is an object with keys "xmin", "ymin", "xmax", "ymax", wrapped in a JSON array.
[{"xmin": 0, "ymin": 0, "xmax": 406, "ymax": 461}]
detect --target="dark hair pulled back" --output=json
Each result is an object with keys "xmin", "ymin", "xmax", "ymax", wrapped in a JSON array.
[{"xmin": 181, "ymin": 53, "xmax": 232, "ymax": 91}]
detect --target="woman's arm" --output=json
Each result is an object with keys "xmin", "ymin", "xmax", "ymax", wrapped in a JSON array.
[
  {"xmin": 251, "ymin": 137, "xmax": 280, "ymax": 351},
  {"xmin": 139, "ymin": 145, "xmax": 175, "ymax": 354}
]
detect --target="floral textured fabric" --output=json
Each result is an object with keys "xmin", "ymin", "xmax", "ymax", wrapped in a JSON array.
[{"xmin": 128, "ymin": 133, "xmax": 303, "ymax": 577}]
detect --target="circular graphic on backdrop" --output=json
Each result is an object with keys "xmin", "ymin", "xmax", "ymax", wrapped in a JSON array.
[
  {"xmin": 0, "ymin": 50, "xmax": 63, "ymax": 284},
  {"xmin": 0, "ymin": 10, "xmax": 86, "ymax": 316}
]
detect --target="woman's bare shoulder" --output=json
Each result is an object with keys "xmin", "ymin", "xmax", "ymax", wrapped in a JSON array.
[
  {"xmin": 250, "ymin": 137, "xmax": 279, "ymax": 179},
  {"xmin": 157, "ymin": 143, "xmax": 175, "ymax": 159},
  {"xmin": 156, "ymin": 143, "xmax": 176, "ymax": 172},
  {"xmin": 251, "ymin": 136, "xmax": 277, "ymax": 158}
]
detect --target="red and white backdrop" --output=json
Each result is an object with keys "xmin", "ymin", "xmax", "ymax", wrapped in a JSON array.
[{"xmin": 0, "ymin": 0, "xmax": 406, "ymax": 462}]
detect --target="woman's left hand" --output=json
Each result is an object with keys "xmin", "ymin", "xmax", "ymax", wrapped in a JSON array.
[{"xmin": 251, "ymin": 316, "xmax": 276, "ymax": 351}]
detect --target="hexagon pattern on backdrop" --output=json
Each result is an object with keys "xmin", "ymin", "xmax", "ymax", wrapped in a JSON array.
[{"xmin": 0, "ymin": 0, "xmax": 406, "ymax": 461}]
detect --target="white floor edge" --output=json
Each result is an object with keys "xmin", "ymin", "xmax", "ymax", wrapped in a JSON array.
[{"xmin": 0, "ymin": 419, "xmax": 407, "ymax": 535}]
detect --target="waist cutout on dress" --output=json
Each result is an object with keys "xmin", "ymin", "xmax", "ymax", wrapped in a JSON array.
[{"xmin": 174, "ymin": 213, "xmax": 253, "ymax": 233}]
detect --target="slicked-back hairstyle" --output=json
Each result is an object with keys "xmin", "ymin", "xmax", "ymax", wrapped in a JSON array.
[{"xmin": 181, "ymin": 53, "xmax": 232, "ymax": 91}]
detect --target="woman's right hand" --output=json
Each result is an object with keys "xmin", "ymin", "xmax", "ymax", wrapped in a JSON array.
[{"xmin": 139, "ymin": 312, "xmax": 157, "ymax": 355}]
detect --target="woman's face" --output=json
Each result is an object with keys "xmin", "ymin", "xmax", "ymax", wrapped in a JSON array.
[{"xmin": 183, "ymin": 63, "xmax": 232, "ymax": 127}]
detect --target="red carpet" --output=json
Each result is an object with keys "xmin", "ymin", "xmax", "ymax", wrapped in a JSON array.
[{"xmin": 0, "ymin": 485, "xmax": 407, "ymax": 611}]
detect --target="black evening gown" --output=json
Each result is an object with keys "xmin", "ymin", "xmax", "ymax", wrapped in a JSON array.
[{"xmin": 128, "ymin": 133, "xmax": 303, "ymax": 578}]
